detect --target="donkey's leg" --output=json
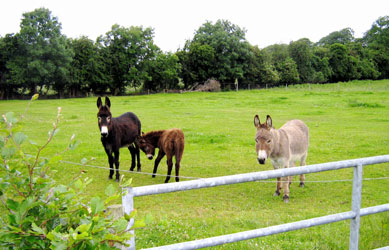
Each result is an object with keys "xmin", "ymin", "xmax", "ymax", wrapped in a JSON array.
[
  {"xmin": 104, "ymin": 148, "xmax": 114, "ymax": 180},
  {"xmin": 299, "ymin": 154, "xmax": 307, "ymax": 187},
  {"xmin": 113, "ymin": 150, "xmax": 120, "ymax": 182},
  {"xmin": 282, "ymin": 175, "xmax": 290, "ymax": 203},
  {"xmin": 153, "ymin": 150, "xmax": 165, "ymax": 178},
  {"xmin": 289, "ymin": 161, "xmax": 295, "ymax": 187},
  {"xmin": 135, "ymin": 143, "xmax": 141, "ymax": 172},
  {"xmin": 174, "ymin": 148, "xmax": 183, "ymax": 182},
  {"xmin": 165, "ymin": 156, "xmax": 173, "ymax": 183},
  {"xmin": 282, "ymin": 162, "xmax": 290, "ymax": 203},
  {"xmin": 174, "ymin": 161, "xmax": 180, "ymax": 182},
  {"xmin": 128, "ymin": 145, "xmax": 136, "ymax": 171},
  {"xmin": 274, "ymin": 177, "xmax": 281, "ymax": 196}
]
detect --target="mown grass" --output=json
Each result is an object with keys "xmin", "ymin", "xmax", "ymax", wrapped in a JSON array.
[{"xmin": 1, "ymin": 80, "xmax": 388, "ymax": 249}]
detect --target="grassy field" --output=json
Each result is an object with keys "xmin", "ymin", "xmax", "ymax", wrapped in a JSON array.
[{"xmin": 1, "ymin": 80, "xmax": 388, "ymax": 249}]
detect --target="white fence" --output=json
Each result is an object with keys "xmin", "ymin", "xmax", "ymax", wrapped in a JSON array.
[{"xmin": 122, "ymin": 155, "xmax": 389, "ymax": 250}]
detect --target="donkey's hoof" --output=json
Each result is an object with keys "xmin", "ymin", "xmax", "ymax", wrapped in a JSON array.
[
  {"xmin": 273, "ymin": 190, "xmax": 281, "ymax": 196},
  {"xmin": 129, "ymin": 168, "xmax": 135, "ymax": 172},
  {"xmin": 283, "ymin": 195, "xmax": 290, "ymax": 203},
  {"xmin": 137, "ymin": 168, "xmax": 141, "ymax": 172},
  {"xmin": 108, "ymin": 175, "xmax": 113, "ymax": 180},
  {"xmin": 299, "ymin": 182, "xmax": 305, "ymax": 188}
]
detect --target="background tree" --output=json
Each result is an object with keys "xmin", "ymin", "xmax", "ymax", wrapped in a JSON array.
[
  {"xmin": 363, "ymin": 16, "xmax": 389, "ymax": 79},
  {"xmin": 7, "ymin": 8, "xmax": 73, "ymax": 97},
  {"xmin": 182, "ymin": 20, "xmax": 252, "ymax": 87},
  {"xmin": 317, "ymin": 28, "xmax": 355, "ymax": 46},
  {"xmin": 143, "ymin": 52, "xmax": 181, "ymax": 91},
  {"xmin": 176, "ymin": 42, "xmax": 215, "ymax": 88},
  {"xmin": 276, "ymin": 57, "xmax": 300, "ymax": 84},
  {"xmin": 289, "ymin": 38, "xmax": 315, "ymax": 83},
  {"xmin": 329, "ymin": 43, "xmax": 360, "ymax": 82},
  {"xmin": 98, "ymin": 24, "xmax": 159, "ymax": 95}
]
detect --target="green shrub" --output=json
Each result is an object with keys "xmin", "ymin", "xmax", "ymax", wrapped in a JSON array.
[{"xmin": 0, "ymin": 95, "xmax": 136, "ymax": 249}]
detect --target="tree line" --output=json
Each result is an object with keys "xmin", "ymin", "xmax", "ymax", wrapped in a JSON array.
[{"xmin": 0, "ymin": 8, "xmax": 388, "ymax": 99}]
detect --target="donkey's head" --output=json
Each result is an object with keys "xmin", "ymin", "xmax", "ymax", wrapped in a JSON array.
[
  {"xmin": 136, "ymin": 134, "xmax": 156, "ymax": 160},
  {"xmin": 97, "ymin": 97, "xmax": 112, "ymax": 138},
  {"xmin": 254, "ymin": 115, "xmax": 275, "ymax": 165}
]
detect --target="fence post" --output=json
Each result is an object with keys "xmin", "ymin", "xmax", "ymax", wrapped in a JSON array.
[
  {"xmin": 349, "ymin": 163, "xmax": 363, "ymax": 250},
  {"xmin": 122, "ymin": 187, "xmax": 136, "ymax": 250}
]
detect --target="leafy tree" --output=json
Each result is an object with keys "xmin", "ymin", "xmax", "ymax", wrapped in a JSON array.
[
  {"xmin": 263, "ymin": 44, "xmax": 290, "ymax": 65},
  {"xmin": 68, "ymin": 37, "xmax": 111, "ymax": 96},
  {"xmin": 329, "ymin": 43, "xmax": 360, "ymax": 82},
  {"xmin": 276, "ymin": 57, "xmax": 300, "ymax": 84},
  {"xmin": 0, "ymin": 34, "xmax": 22, "ymax": 99},
  {"xmin": 98, "ymin": 24, "xmax": 159, "ymax": 95},
  {"xmin": 143, "ymin": 52, "xmax": 181, "ymax": 91},
  {"xmin": 184, "ymin": 20, "xmax": 252, "ymax": 87},
  {"xmin": 259, "ymin": 62, "xmax": 279, "ymax": 86},
  {"xmin": 289, "ymin": 38, "xmax": 315, "ymax": 83},
  {"xmin": 7, "ymin": 8, "xmax": 73, "ymax": 97},
  {"xmin": 176, "ymin": 41, "xmax": 215, "ymax": 88},
  {"xmin": 363, "ymin": 16, "xmax": 389, "ymax": 78},
  {"xmin": 311, "ymin": 46, "xmax": 332, "ymax": 83},
  {"xmin": 317, "ymin": 28, "xmax": 355, "ymax": 46}
]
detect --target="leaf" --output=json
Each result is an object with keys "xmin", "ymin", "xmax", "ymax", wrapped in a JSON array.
[
  {"xmin": 0, "ymin": 135, "xmax": 4, "ymax": 148},
  {"xmin": 31, "ymin": 94, "xmax": 39, "ymax": 101},
  {"xmin": 31, "ymin": 223, "xmax": 45, "ymax": 235},
  {"xmin": 105, "ymin": 184, "xmax": 115, "ymax": 196},
  {"xmin": 90, "ymin": 197, "xmax": 104, "ymax": 215},
  {"xmin": 6, "ymin": 199, "xmax": 19, "ymax": 211},
  {"xmin": 14, "ymin": 132, "xmax": 27, "ymax": 145},
  {"xmin": 1, "ymin": 147, "xmax": 16, "ymax": 159},
  {"xmin": 132, "ymin": 219, "xmax": 146, "ymax": 229},
  {"xmin": 76, "ymin": 223, "xmax": 91, "ymax": 233},
  {"xmin": 5, "ymin": 112, "xmax": 18, "ymax": 125}
]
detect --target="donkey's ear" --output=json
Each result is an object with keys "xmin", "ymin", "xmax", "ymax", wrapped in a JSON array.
[
  {"xmin": 254, "ymin": 115, "xmax": 260, "ymax": 128},
  {"xmin": 266, "ymin": 115, "xmax": 273, "ymax": 128},
  {"xmin": 105, "ymin": 97, "xmax": 111, "ymax": 108},
  {"xmin": 97, "ymin": 97, "xmax": 102, "ymax": 108}
]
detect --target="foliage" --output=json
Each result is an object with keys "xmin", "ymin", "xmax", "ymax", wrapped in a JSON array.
[
  {"xmin": 0, "ymin": 10, "xmax": 389, "ymax": 97},
  {"xmin": 0, "ymin": 95, "xmax": 136, "ymax": 249},
  {"xmin": 143, "ymin": 52, "xmax": 182, "ymax": 91},
  {"xmin": 317, "ymin": 28, "xmax": 355, "ymax": 46},
  {"xmin": 363, "ymin": 15, "xmax": 389, "ymax": 79},
  {"xmin": 97, "ymin": 24, "xmax": 159, "ymax": 95},
  {"xmin": 6, "ymin": 8, "xmax": 73, "ymax": 97}
]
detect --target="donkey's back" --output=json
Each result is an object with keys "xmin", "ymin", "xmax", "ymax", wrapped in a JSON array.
[{"xmin": 280, "ymin": 119, "xmax": 309, "ymax": 156}]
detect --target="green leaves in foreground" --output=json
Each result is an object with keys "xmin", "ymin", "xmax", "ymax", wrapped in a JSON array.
[{"xmin": 0, "ymin": 96, "xmax": 139, "ymax": 249}]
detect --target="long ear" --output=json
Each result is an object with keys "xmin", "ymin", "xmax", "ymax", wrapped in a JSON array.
[
  {"xmin": 266, "ymin": 115, "xmax": 273, "ymax": 128},
  {"xmin": 97, "ymin": 97, "xmax": 102, "ymax": 108},
  {"xmin": 105, "ymin": 96, "xmax": 111, "ymax": 108},
  {"xmin": 254, "ymin": 115, "xmax": 260, "ymax": 128}
]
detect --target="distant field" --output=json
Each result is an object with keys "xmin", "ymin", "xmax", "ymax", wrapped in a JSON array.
[{"xmin": 1, "ymin": 80, "xmax": 388, "ymax": 249}]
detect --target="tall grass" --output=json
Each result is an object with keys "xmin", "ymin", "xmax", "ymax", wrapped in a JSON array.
[{"xmin": 0, "ymin": 80, "xmax": 388, "ymax": 249}]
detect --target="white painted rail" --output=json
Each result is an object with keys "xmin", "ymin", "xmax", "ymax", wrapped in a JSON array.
[{"xmin": 122, "ymin": 155, "xmax": 389, "ymax": 250}]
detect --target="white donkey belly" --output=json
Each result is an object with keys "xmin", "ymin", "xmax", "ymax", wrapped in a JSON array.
[
  {"xmin": 290, "ymin": 152, "xmax": 307, "ymax": 164},
  {"xmin": 271, "ymin": 157, "xmax": 288, "ymax": 169}
]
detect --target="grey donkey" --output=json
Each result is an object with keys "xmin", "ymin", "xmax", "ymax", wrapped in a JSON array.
[{"xmin": 254, "ymin": 115, "xmax": 309, "ymax": 203}]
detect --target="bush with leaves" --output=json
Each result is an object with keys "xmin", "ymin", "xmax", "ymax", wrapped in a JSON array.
[{"xmin": 0, "ymin": 95, "xmax": 138, "ymax": 249}]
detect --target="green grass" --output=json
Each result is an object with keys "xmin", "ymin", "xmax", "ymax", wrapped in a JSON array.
[{"xmin": 1, "ymin": 80, "xmax": 389, "ymax": 249}]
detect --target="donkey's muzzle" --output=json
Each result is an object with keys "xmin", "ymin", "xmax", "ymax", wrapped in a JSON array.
[
  {"xmin": 147, "ymin": 154, "xmax": 153, "ymax": 160},
  {"xmin": 101, "ymin": 126, "xmax": 109, "ymax": 137},
  {"xmin": 257, "ymin": 158, "xmax": 266, "ymax": 164}
]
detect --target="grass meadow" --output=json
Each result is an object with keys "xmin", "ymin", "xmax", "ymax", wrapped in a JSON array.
[{"xmin": 0, "ymin": 80, "xmax": 388, "ymax": 249}]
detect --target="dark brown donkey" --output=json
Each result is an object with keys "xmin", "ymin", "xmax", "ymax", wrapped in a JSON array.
[
  {"xmin": 97, "ymin": 97, "xmax": 141, "ymax": 181},
  {"xmin": 136, "ymin": 129, "xmax": 184, "ymax": 183}
]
